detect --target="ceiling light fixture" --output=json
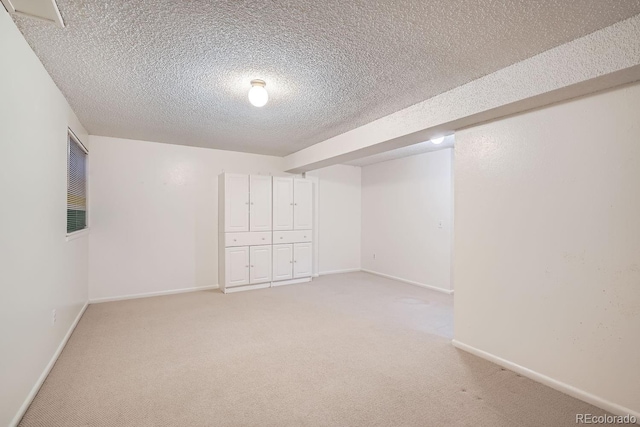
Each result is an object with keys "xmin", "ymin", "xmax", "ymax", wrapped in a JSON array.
[
  {"xmin": 431, "ymin": 136, "xmax": 445, "ymax": 144},
  {"xmin": 248, "ymin": 79, "xmax": 268, "ymax": 107}
]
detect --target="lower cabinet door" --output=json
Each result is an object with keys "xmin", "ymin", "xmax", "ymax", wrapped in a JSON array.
[
  {"xmin": 250, "ymin": 245, "xmax": 272, "ymax": 284},
  {"xmin": 293, "ymin": 242, "xmax": 312, "ymax": 278},
  {"xmin": 225, "ymin": 246, "xmax": 250, "ymax": 287},
  {"xmin": 272, "ymin": 244, "xmax": 293, "ymax": 281}
]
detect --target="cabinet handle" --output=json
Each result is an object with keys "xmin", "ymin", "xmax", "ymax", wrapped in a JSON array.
[
  {"xmin": 233, "ymin": 239, "xmax": 237, "ymax": 242},
  {"xmin": 294, "ymin": 260, "xmax": 297, "ymax": 263},
  {"xmin": 245, "ymin": 265, "xmax": 249, "ymax": 267},
  {"xmin": 290, "ymin": 203, "xmax": 293, "ymax": 206},
  {"xmin": 262, "ymin": 238, "xmax": 265, "ymax": 240},
  {"xmin": 295, "ymin": 203, "xmax": 297, "ymax": 206},
  {"xmin": 280, "ymin": 237, "xmax": 283, "ymax": 239},
  {"xmin": 251, "ymin": 202, "xmax": 254, "ymax": 205},
  {"xmin": 251, "ymin": 265, "xmax": 254, "ymax": 268},
  {"xmin": 289, "ymin": 261, "xmax": 292, "ymax": 263}
]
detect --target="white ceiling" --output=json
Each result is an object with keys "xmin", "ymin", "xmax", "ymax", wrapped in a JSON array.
[
  {"xmin": 345, "ymin": 136, "xmax": 455, "ymax": 167},
  {"xmin": 10, "ymin": 1, "xmax": 640, "ymax": 156}
]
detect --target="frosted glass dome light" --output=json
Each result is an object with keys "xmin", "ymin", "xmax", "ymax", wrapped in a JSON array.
[
  {"xmin": 431, "ymin": 136, "xmax": 445, "ymax": 144},
  {"xmin": 248, "ymin": 79, "xmax": 268, "ymax": 107}
]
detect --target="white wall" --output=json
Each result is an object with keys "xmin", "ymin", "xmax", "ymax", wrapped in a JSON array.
[
  {"xmin": 454, "ymin": 82, "xmax": 640, "ymax": 416},
  {"xmin": 307, "ymin": 165, "xmax": 361, "ymax": 274},
  {"xmin": 88, "ymin": 136, "xmax": 285, "ymax": 301},
  {"xmin": 361, "ymin": 149, "xmax": 453, "ymax": 292},
  {"xmin": 0, "ymin": 9, "xmax": 89, "ymax": 427}
]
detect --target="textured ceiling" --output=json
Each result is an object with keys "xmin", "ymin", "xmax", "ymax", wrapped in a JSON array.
[
  {"xmin": 11, "ymin": 1, "xmax": 640, "ymax": 156},
  {"xmin": 345, "ymin": 136, "xmax": 455, "ymax": 167}
]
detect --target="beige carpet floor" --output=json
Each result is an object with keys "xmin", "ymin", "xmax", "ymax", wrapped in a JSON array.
[{"xmin": 20, "ymin": 272, "xmax": 614, "ymax": 426}]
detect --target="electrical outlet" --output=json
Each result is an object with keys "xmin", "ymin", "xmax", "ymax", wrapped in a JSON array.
[
  {"xmin": 438, "ymin": 220, "xmax": 444, "ymax": 229},
  {"xmin": 52, "ymin": 309, "xmax": 57, "ymax": 325}
]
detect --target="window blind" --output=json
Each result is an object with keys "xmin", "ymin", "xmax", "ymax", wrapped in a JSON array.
[{"xmin": 67, "ymin": 131, "xmax": 87, "ymax": 233}]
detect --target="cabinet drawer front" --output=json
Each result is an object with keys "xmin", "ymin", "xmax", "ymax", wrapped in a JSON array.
[
  {"xmin": 225, "ymin": 232, "xmax": 272, "ymax": 247},
  {"xmin": 273, "ymin": 230, "xmax": 312, "ymax": 244}
]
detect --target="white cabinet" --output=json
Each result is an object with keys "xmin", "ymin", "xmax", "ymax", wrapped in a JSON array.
[
  {"xmin": 250, "ymin": 175, "xmax": 272, "ymax": 231},
  {"xmin": 293, "ymin": 242, "xmax": 312, "ymax": 278},
  {"xmin": 220, "ymin": 174, "xmax": 272, "ymax": 233},
  {"xmin": 220, "ymin": 174, "xmax": 249, "ymax": 232},
  {"xmin": 294, "ymin": 179, "xmax": 313, "ymax": 230},
  {"xmin": 273, "ymin": 177, "xmax": 294, "ymax": 231},
  {"xmin": 273, "ymin": 177, "xmax": 313, "ymax": 231},
  {"xmin": 219, "ymin": 173, "xmax": 314, "ymax": 292},
  {"xmin": 225, "ymin": 232, "xmax": 271, "ymax": 247},
  {"xmin": 272, "ymin": 244, "xmax": 293, "ymax": 281},
  {"xmin": 250, "ymin": 245, "xmax": 272, "ymax": 284},
  {"xmin": 223, "ymin": 244, "xmax": 272, "ymax": 289},
  {"xmin": 273, "ymin": 230, "xmax": 311, "ymax": 244},
  {"xmin": 225, "ymin": 246, "xmax": 250, "ymax": 287},
  {"xmin": 272, "ymin": 242, "xmax": 311, "ymax": 281}
]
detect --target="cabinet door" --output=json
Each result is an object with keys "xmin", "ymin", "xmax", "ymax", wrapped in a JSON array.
[
  {"xmin": 293, "ymin": 242, "xmax": 312, "ymax": 278},
  {"xmin": 273, "ymin": 177, "xmax": 294, "ymax": 231},
  {"xmin": 224, "ymin": 174, "xmax": 249, "ymax": 232},
  {"xmin": 225, "ymin": 246, "xmax": 250, "ymax": 287},
  {"xmin": 293, "ymin": 179, "xmax": 313, "ymax": 230},
  {"xmin": 272, "ymin": 244, "xmax": 293, "ymax": 281},
  {"xmin": 250, "ymin": 175, "xmax": 272, "ymax": 231},
  {"xmin": 250, "ymin": 245, "xmax": 272, "ymax": 284}
]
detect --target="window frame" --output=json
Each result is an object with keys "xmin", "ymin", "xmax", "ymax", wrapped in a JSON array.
[{"xmin": 66, "ymin": 128, "xmax": 89, "ymax": 239}]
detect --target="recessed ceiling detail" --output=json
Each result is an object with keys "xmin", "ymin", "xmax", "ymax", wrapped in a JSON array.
[{"xmin": 10, "ymin": 1, "xmax": 640, "ymax": 156}]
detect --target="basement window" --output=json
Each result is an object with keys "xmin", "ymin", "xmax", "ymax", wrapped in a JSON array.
[{"xmin": 67, "ymin": 130, "xmax": 88, "ymax": 235}]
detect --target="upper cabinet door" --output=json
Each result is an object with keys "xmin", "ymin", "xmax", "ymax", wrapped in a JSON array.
[
  {"xmin": 250, "ymin": 175, "xmax": 272, "ymax": 231},
  {"xmin": 293, "ymin": 179, "xmax": 313, "ymax": 230},
  {"xmin": 224, "ymin": 174, "xmax": 249, "ymax": 232},
  {"xmin": 273, "ymin": 177, "xmax": 294, "ymax": 231},
  {"xmin": 293, "ymin": 242, "xmax": 312, "ymax": 278},
  {"xmin": 250, "ymin": 245, "xmax": 272, "ymax": 284}
]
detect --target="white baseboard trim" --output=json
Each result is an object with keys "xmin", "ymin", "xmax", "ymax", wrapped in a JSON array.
[
  {"xmin": 319, "ymin": 268, "xmax": 361, "ymax": 276},
  {"xmin": 89, "ymin": 285, "xmax": 219, "ymax": 304},
  {"xmin": 11, "ymin": 302, "xmax": 89, "ymax": 427},
  {"xmin": 271, "ymin": 277, "xmax": 312, "ymax": 287},
  {"xmin": 223, "ymin": 283, "xmax": 270, "ymax": 294},
  {"xmin": 451, "ymin": 339, "xmax": 640, "ymax": 420},
  {"xmin": 361, "ymin": 269, "xmax": 453, "ymax": 295}
]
